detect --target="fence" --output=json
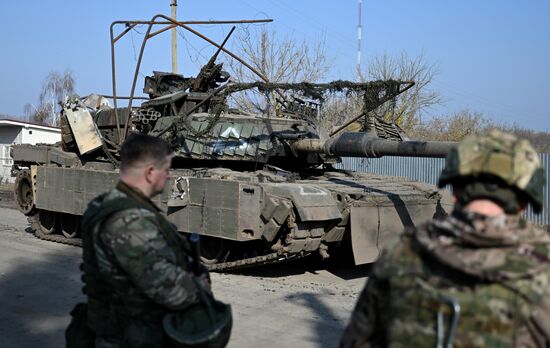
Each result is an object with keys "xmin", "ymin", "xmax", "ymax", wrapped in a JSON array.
[
  {"xmin": 339, "ymin": 154, "xmax": 550, "ymax": 225},
  {"xmin": 0, "ymin": 154, "xmax": 13, "ymax": 184}
]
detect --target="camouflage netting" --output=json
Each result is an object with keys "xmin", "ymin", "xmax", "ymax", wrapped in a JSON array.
[{"xmin": 222, "ymin": 80, "xmax": 407, "ymax": 103}]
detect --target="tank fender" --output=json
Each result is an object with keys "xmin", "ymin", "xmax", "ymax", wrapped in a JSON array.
[
  {"xmin": 350, "ymin": 206, "xmax": 381, "ymax": 265},
  {"xmin": 12, "ymin": 144, "xmax": 80, "ymax": 167},
  {"xmin": 350, "ymin": 190, "xmax": 453, "ymax": 265},
  {"xmin": 261, "ymin": 183, "xmax": 342, "ymax": 222}
]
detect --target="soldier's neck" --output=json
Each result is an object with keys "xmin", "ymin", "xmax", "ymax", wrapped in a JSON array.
[{"xmin": 119, "ymin": 176, "xmax": 154, "ymax": 199}]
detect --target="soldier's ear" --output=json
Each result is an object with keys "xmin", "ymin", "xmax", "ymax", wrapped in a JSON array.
[{"xmin": 144, "ymin": 164, "xmax": 155, "ymax": 184}]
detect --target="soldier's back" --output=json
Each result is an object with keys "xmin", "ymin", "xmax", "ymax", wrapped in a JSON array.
[{"xmin": 343, "ymin": 217, "xmax": 550, "ymax": 348}]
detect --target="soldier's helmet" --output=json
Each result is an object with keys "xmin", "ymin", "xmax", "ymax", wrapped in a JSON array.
[
  {"xmin": 163, "ymin": 296, "xmax": 232, "ymax": 348},
  {"xmin": 438, "ymin": 129, "xmax": 545, "ymax": 213}
]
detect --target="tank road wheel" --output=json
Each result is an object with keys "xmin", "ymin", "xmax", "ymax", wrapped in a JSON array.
[
  {"xmin": 199, "ymin": 236, "xmax": 227, "ymax": 265},
  {"xmin": 14, "ymin": 170, "xmax": 35, "ymax": 215},
  {"xmin": 29, "ymin": 210, "xmax": 59, "ymax": 235},
  {"xmin": 60, "ymin": 213, "xmax": 81, "ymax": 238}
]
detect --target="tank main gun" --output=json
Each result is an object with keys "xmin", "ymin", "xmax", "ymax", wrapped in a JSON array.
[{"xmin": 292, "ymin": 132, "xmax": 456, "ymax": 158}]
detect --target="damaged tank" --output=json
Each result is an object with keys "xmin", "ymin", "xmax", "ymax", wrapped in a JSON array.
[{"xmin": 11, "ymin": 15, "xmax": 455, "ymax": 271}]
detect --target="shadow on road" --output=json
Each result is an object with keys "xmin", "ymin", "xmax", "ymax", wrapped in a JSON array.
[
  {"xmin": 231, "ymin": 244, "xmax": 372, "ymax": 280},
  {"xmin": 284, "ymin": 291, "xmax": 348, "ymax": 348},
  {"xmin": 0, "ymin": 245, "xmax": 83, "ymax": 348}
]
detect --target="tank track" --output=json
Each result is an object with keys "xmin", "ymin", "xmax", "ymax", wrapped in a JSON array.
[
  {"xmin": 207, "ymin": 252, "xmax": 305, "ymax": 272},
  {"xmin": 29, "ymin": 215, "xmax": 83, "ymax": 247},
  {"xmin": 34, "ymin": 228, "xmax": 83, "ymax": 247},
  {"xmin": 28, "ymin": 214, "xmax": 304, "ymax": 271}
]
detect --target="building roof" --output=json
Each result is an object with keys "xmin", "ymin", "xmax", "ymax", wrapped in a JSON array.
[{"xmin": 0, "ymin": 118, "xmax": 61, "ymax": 132}]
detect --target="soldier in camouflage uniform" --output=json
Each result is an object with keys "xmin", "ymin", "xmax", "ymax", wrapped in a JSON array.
[
  {"xmin": 81, "ymin": 134, "xmax": 211, "ymax": 348},
  {"xmin": 340, "ymin": 130, "xmax": 550, "ymax": 347}
]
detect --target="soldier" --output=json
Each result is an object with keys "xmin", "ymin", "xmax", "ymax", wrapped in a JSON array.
[
  {"xmin": 340, "ymin": 130, "xmax": 550, "ymax": 347},
  {"xmin": 77, "ymin": 134, "xmax": 227, "ymax": 348}
]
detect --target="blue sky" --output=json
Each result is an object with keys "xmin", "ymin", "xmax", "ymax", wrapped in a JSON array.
[{"xmin": 0, "ymin": 1, "xmax": 548, "ymax": 130}]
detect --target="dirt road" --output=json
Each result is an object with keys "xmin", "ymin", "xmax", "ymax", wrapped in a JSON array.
[
  {"xmin": 0, "ymin": 206, "xmax": 368, "ymax": 348},
  {"xmin": 0, "ymin": 187, "xmax": 15, "ymax": 209}
]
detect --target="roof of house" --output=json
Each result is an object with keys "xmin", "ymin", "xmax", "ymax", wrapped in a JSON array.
[{"xmin": 0, "ymin": 118, "xmax": 61, "ymax": 132}]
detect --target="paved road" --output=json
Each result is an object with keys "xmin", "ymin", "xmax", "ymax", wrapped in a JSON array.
[{"xmin": 0, "ymin": 207, "xmax": 368, "ymax": 347}]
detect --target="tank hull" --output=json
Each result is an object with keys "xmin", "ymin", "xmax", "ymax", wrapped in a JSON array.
[{"xmin": 16, "ymin": 161, "xmax": 451, "ymax": 269}]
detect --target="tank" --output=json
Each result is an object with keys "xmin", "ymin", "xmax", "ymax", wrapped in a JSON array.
[{"xmin": 11, "ymin": 15, "xmax": 455, "ymax": 270}]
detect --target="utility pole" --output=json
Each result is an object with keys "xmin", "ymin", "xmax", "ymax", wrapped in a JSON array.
[
  {"xmin": 171, "ymin": 0, "xmax": 178, "ymax": 74},
  {"xmin": 357, "ymin": 0, "xmax": 362, "ymax": 79}
]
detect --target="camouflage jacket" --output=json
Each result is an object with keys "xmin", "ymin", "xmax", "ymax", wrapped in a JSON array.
[
  {"xmin": 81, "ymin": 181, "xmax": 205, "ymax": 348},
  {"xmin": 340, "ymin": 210, "xmax": 550, "ymax": 348}
]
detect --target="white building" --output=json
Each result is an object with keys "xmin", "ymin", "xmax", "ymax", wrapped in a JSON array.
[{"xmin": 0, "ymin": 119, "xmax": 61, "ymax": 183}]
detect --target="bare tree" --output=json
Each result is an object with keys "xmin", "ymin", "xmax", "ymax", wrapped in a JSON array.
[
  {"xmin": 25, "ymin": 69, "xmax": 75, "ymax": 126},
  {"xmin": 318, "ymin": 52, "xmax": 442, "ymax": 134},
  {"xmin": 223, "ymin": 31, "xmax": 439, "ymax": 137},
  {"xmin": 318, "ymin": 93, "xmax": 363, "ymax": 133},
  {"xmin": 362, "ymin": 52, "xmax": 442, "ymax": 132},
  {"xmin": 223, "ymin": 28, "xmax": 330, "ymax": 115},
  {"xmin": 410, "ymin": 109, "xmax": 492, "ymax": 141},
  {"xmin": 410, "ymin": 109, "xmax": 550, "ymax": 152},
  {"xmin": 499, "ymin": 124, "xmax": 550, "ymax": 153}
]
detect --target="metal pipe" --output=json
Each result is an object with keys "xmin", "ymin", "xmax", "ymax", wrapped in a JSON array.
[
  {"xmin": 109, "ymin": 22, "xmax": 122, "ymax": 142},
  {"xmin": 111, "ymin": 19, "xmax": 273, "ymax": 26},
  {"xmin": 184, "ymin": 83, "xmax": 229, "ymax": 117},
  {"xmin": 113, "ymin": 23, "xmax": 137, "ymax": 44},
  {"xmin": 100, "ymin": 95, "xmax": 149, "ymax": 100},
  {"xmin": 149, "ymin": 24, "xmax": 177, "ymax": 39},
  {"xmin": 123, "ymin": 15, "xmax": 163, "ymax": 142}
]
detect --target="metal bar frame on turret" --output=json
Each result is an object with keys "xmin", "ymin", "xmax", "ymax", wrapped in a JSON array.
[{"xmin": 108, "ymin": 15, "xmax": 274, "ymax": 145}]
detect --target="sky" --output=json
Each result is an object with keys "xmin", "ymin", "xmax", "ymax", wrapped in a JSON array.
[{"xmin": 0, "ymin": 0, "xmax": 548, "ymax": 130}]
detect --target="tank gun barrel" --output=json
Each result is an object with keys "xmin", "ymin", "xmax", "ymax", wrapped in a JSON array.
[{"xmin": 293, "ymin": 132, "xmax": 456, "ymax": 158}]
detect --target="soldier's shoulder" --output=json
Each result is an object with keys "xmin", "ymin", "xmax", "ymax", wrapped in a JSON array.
[
  {"xmin": 98, "ymin": 207, "xmax": 159, "ymax": 250},
  {"xmin": 85, "ymin": 188, "xmax": 125, "ymax": 211},
  {"xmin": 101, "ymin": 187, "xmax": 130, "ymax": 202},
  {"xmin": 515, "ymin": 220, "xmax": 550, "ymax": 270},
  {"xmin": 502, "ymin": 221, "xmax": 550, "ymax": 300},
  {"xmin": 98, "ymin": 188, "xmax": 156, "ymax": 230},
  {"xmin": 105, "ymin": 207, "xmax": 157, "ymax": 231}
]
